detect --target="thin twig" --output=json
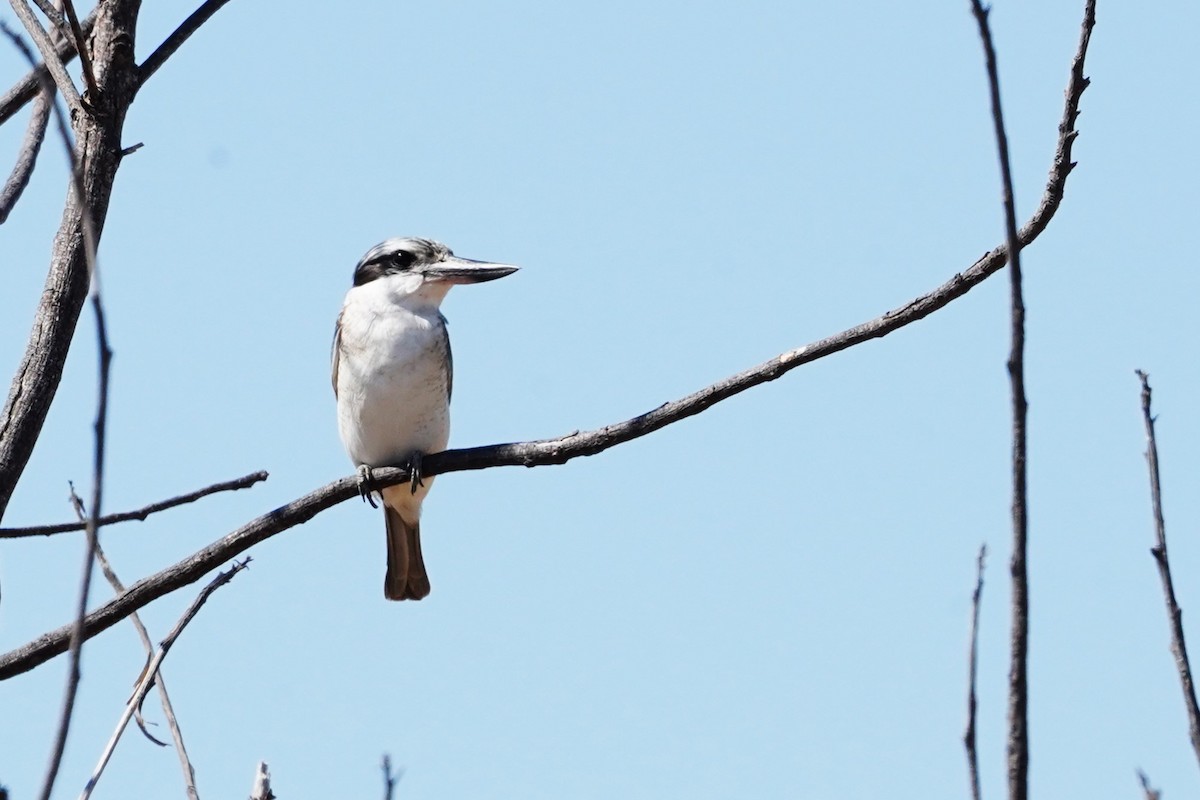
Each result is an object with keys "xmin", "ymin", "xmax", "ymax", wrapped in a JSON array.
[
  {"xmin": 0, "ymin": 470, "xmax": 270, "ymax": 538},
  {"xmin": 7, "ymin": 0, "xmax": 82, "ymax": 115},
  {"xmin": 41, "ymin": 249, "xmax": 114, "ymax": 800},
  {"xmin": 969, "ymin": 3, "xmax": 1034, "ymax": 798},
  {"xmin": 80, "ymin": 560, "xmax": 248, "ymax": 800},
  {"xmin": 39, "ymin": 257, "xmax": 110, "ymax": 795},
  {"xmin": 1137, "ymin": 370, "xmax": 1200, "ymax": 768},
  {"xmin": 0, "ymin": 81, "xmax": 51, "ymax": 224},
  {"xmin": 137, "ymin": 0, "xmax": 232, "ymax": 86},
  {"xmin": 72, "ymin": 490, "xmax": 201, "ymax": 798},
  {"xmin": 381, "ymin": 754, "xmax": 399, "ymax": 800},
  {"xmin": 2, "ymin": 17, "xmax": 107, "ymax": 800},
  {"xmin": 58, "ymin": 0, "xmax": 97, "ymax": 99},
  {"xmin": 964, "ymin": 543, "xmax": 987, "ymax": 800},
  {"xmin": 0, "ymin": 0, "xmax": 1099, "ymax": 680},
  {"xmin": 1137, "ymin": 769, "xmax": 1161, "ymax": 800},
  {"xmin": 38, "ymin": 269, "xmax": 109, "ymax": 800},
  {"xmin": 0, "ymin": 7, "xmax": 92, "ymax": 126}
]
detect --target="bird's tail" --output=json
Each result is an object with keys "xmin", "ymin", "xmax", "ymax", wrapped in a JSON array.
[{"xmin": 384, "ymin": 505, "xmax": 431, "ymax": 601}]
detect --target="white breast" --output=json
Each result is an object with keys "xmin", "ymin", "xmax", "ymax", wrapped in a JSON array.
[{"xmin": 335, "ymin": 280, "xmax": 452, "ymax": 469}]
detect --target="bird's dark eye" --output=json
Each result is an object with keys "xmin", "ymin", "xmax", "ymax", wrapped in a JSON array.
[{"xmin": 389, "ymin": 250, "xmax": 416, "ymax": 270}]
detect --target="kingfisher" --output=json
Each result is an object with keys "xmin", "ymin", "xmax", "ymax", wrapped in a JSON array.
[{"xmin": 332, "ymin": 237, "xmax": 517, "ymax": 600}]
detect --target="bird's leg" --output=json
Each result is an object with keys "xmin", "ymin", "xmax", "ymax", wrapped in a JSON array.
[
  {"xmin": 407, "ymin": 452, "xmax": 425, "ymax": 495},
  {"xmin": 356, "ymin": 464, "xmax": 379, "ymax": 508}
]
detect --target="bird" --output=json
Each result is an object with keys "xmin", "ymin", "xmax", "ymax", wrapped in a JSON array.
[{"xmin": 332, "ymin": 237, "xmax": 517, "ymax": 600}]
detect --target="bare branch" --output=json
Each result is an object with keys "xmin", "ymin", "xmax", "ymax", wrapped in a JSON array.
[
  {"xmin": 38, "ymin": 266, "xmax": 110, "ymax": 800},
  {"xmin": 7, "ymin": 0, "xmax": 82, "ymax": 114},
  {"xmin": 0, "ymin": 0, "xmax": 1098, "ymax": 680},
  {"xmin": 0, "ymin": 82, "xmax": 50, "ymax": 224},
  {"xmin": 0, "ymin": 7, "xmax": 92, "ymax": 126},
  {"xmin": 138, "ymin": 0, "xmax": 233, "ymax": 87},
  {"xmin": 381, "ymin": 754, "xmax": 399, "ymax": 800},
  {"xmin": 59, "ymin": 0, "xmax": 97, "ymax": 99},
  {"xmin": 0, "ymin": 470, "xmax": 269, "ymax": 538},
  {"xmin": 964, "ymin": 543, "xmax": 987, "ymax": 800},
  {"xmin": 1137, "ymin": 769, "xmax": 1161, "ymax": 800},
  {"xmin": 92, "ymin": 540, "xmax": 200, "ymax": 797},
  {"xmin": 967, "ymin": 2, "xmax": 1044, "ymax": 798},
  {"xmin": 1137, "ymin": 370, "xmax": 1200, "ymax": 768},
  {"xmin": 80, "ymin": 560, "xmax": 248, "ymax": 800}
]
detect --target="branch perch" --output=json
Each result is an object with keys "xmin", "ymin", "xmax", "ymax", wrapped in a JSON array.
[{"xmin": 0, "ymin": 0, "xmax": 1097, "ymax": 681}]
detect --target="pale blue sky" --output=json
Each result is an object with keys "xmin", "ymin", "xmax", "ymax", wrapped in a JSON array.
[{"xmin": 2, "ymin": 1, "xmax": 1199, "ymax": 798}]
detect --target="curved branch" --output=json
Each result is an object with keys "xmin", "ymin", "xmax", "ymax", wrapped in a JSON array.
[
  {"xmin": 0, "ymin": 0, "xmax": 1097, "ymax": 681},
  {"xmin": 0, "ymin": 470, "xmax": 269, "ymax": 538}
]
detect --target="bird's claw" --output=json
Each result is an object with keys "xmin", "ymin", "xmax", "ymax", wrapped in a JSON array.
[
  {"xmin": 356, "ymin": 464, "xmax": 379, "ymax": 508},
  {"xmin": 408, "ymin": 453, "xmax": 425, "ymax": 495}
]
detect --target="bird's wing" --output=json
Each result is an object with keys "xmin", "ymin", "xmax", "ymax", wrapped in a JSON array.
[
  {"xmin": 331, "ymin": 310, "xmax": 343, "ymax": 398},
  {"xmin": 439, "ymin": 311, "xmax": 453, "ymax": 402}
]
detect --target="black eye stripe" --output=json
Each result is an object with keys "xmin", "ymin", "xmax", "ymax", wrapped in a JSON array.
[{"xmin": 352, "ymin": 238, "xmax": 445, "ymax": 287}]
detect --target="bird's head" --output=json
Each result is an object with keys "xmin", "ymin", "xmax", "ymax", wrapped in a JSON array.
[{"xmin": 352, "ymin": 237, "xmax": 517, "ymax": 305}]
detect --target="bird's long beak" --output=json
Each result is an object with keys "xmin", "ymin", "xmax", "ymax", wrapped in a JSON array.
[{"xmin": 422, "ymin": 256, "xmax": 518, "ymax": 285}]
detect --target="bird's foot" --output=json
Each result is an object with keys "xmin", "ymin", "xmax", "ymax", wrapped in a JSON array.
[
  {"xmin": 356, "ymin": 464, "xmax": 379, "ymax": 508},
  {"xmin": 407, "ymin": 452, "xmax": 425, "ymax": 495}
]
